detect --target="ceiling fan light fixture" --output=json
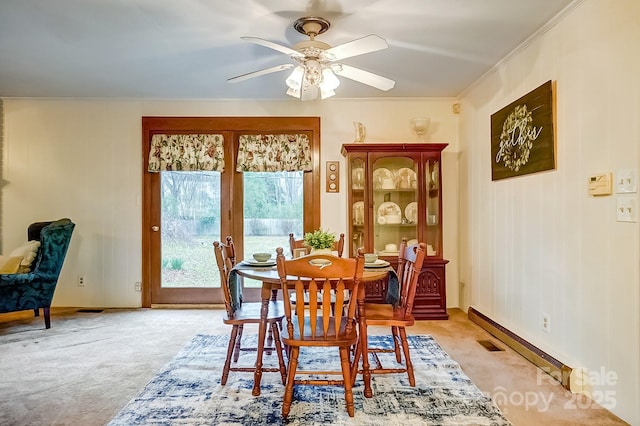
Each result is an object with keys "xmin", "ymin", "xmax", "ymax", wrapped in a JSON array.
[
  {"xmin": 320, "ymin": 87, "xmax": 336, "ymax": 100},
  {"xmin": 286, "ymin": 86, "xmax": 301, "ymax": 98},
  {"xmin": 285, "ymin": 66, "xmax": 305, "ymax": 90},
  {"xmin": 304, "ymin": 60, "xmax": 322, "ymax": 86},
  {"xmin": 321, "ymin": 67, "xmax": 340, "ymax": 91}
]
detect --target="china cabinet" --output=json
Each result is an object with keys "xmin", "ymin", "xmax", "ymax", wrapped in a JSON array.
[{"xmin": 341, "ymin": 142, "xmax": 449, "ymax": 320}]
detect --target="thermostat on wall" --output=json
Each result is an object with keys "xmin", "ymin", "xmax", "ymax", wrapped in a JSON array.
[{"xmin": 588, "ymin": 173, "xmax": 612, "ymax": 196}]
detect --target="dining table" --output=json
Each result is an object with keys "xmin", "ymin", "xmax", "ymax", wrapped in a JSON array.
[{"xmin": 229, "ymin": 259, "xmax": 397, "ymax": 398}]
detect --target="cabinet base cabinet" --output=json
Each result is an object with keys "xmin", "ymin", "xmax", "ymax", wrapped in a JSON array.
[
  {"xmin": 363, "ymin": 259, "xmax": 449, "ymax": 320},
  {"xmin": 363, "ymin": 277, "xmax": 388, "ymax": 304},
  {"xmin": 413, "ymin": 261, "xmax": 449, "ymax": 320}
]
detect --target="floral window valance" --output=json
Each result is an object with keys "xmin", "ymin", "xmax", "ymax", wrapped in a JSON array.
[
  {"xmin": 148, "ymin": 134, "xmax": 225, "ymax": 172},
  {"xmin": 236, "ymin": 134, "xmax": 312, "ymax": 172}
]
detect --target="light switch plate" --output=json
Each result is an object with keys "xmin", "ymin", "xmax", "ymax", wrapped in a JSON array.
[
  {"xmin": 616, "ymin": 197, "xmax": 637, "ymax": 222},
  {"xmin": 616, "ymin": 168, "xmax": 638, "ymax": 193}
]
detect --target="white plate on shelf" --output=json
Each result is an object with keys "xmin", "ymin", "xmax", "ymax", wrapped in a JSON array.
[
  {"xmin": 404, "ymin": 202, "xmax": 418, "ymax": 223},
  {"xmin": 364, "ymin": 259, "xmax": 390, "ymax": 268},
  {"xmin": 373, "ymin": 167, "xmax": 395, "ymax": 189},
  {"xmin": 377, "ymin": 201, "xmax": 401, "ymax": 219},
  {"xmin": 378, "ymin": 250, "xmax": 399, "ymax": 257},
  {"xmin": 243, "ymin": 259, "xmax": 276, "ymax": 267},
  {"xmin": 352, "ymin": 201, "xmax": 364, "ymax": 225}
]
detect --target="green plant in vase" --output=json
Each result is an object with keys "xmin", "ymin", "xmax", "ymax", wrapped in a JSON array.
[{"xmin": 303, "ymin": 228, "xmax": 336, "ymax": 252}]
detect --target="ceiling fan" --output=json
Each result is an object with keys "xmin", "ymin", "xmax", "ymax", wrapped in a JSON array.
[{"xmin": 227, "ymin": 16, "xmax": 395, "ymax": 100}]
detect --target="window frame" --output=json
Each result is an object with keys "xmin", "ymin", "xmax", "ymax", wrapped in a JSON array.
[{"xmin": 141, "ymin": 116, "xmax": 321, "ymax": 306}]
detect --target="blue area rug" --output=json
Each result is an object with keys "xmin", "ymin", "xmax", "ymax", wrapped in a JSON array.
[{"xmin": 109, "ymin": 334, "xmax": 510, "ymax": 425}]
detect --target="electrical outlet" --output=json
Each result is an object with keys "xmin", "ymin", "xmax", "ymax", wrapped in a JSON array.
[
  {"xmin": 616, "ymin": 197, "xmax": 638, "ymax": 222},
  {"xmin": 135, "ymin": 282, "xmax": 142, "ymax": 292},
  {"xmin": 78, "ymin": 275, "xmax": 86, "ymax": 287},
  {"xmin": 542, "ymin": 313, "xmax": 551, "ymax": 333},
  {"xmin": 616, "ymin": 168, "xmax": 638, "ymax": 193}
]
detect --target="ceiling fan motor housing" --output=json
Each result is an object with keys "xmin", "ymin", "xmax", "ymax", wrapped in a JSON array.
[
  {"xmin": 292, "ymin": 40, "xmax": 331, "ymax": 56},
  {"xmin": 293, "ymin": 17, "xmax": 331, "ymax": 38}
]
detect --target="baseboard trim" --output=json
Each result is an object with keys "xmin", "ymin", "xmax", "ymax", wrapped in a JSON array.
[
  {"xmin": 468, "ymin": 306, "xmax": 572, "ymax": 390},
  {"xmin": 151, "ymin": 304, "xmax": 224, "ymax": 309}
]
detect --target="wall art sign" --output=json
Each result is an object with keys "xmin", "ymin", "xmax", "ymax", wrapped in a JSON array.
[{"xmin": 491, "ymin": 80, "xmax": 556, "ymax": 181}]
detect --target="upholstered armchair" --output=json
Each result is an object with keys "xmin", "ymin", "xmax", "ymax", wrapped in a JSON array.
[{"xmin": 0, "ymin": 218, "xmax": 75, "ymax": 328}]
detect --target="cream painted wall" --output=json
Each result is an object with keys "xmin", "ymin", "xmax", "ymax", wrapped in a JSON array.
[
  {"xmin": 458, "ymin": 1, "xmax": 639, "ymax": 424},
  {"xmin": 1, "ymin": 97, "xmax": 460, "ymax": 309}
]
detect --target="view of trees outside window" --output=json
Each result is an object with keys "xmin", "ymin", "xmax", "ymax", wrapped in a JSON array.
[{"xmin": 161, "ymin": 171, "xmax": 303, "ymax": 288}]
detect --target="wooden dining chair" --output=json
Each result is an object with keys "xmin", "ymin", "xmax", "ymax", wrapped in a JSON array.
[
  {"xmin": 289, "ymin": 232, "xmax": 345, "ymax": 257},
  {"xmin": 351, "ymin": 240, "xmax": 426, "ymax": 387},
  {"xmin": 213, "ymin": 237, "xmax": 287, "ymax": 386},
  {"xmin": 275, "ymin": 246, "xmax": 365, "ymax": 418}
]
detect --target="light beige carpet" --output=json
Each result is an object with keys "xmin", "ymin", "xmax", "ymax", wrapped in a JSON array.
[{"xmin": 0, "ymin": 307, "xmax": 629, "ymax": 426}]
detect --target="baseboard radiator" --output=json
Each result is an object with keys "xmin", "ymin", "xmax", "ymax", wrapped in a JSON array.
[{"xmin": 468, "ymin": 306, "xmax": 572, "ymax": 390}]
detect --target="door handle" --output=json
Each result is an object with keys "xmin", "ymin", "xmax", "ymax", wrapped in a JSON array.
[{"xmin": 151, "ymin": 226, "xmax": 160, "ymax": 232}]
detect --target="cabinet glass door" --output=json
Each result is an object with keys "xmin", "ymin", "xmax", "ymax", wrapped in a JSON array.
[
  {"xmin": 350, "ymin": 157, "xmax": 366, "ymax": 255},
  {"xmin": 425, "ymin": 158, "xmax": 440, "ymax": 257},
  {"xmin": 372, "ymin": 156, "xmax": 418, "ymax": 257}
]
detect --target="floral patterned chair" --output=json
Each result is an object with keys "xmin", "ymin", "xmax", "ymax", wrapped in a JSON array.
[{"xmin": 0, "ymin": 218, "xmax": 75, "ymax": 328}]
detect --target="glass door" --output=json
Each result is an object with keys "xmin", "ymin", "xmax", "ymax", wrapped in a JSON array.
[
  {"xmin": 242, "ymin": 171, "xmax": 304, "ymax": 288},
  {"xmin": 349, "ymin": 157, "xmax": 366, "ymax": 255},
  {"xmin": 160, "ymin": 171, "xmax": 221, "ymax": 290},
  {"xmin": 425, "ymin": 158, "xmax": 441, "ymax": 257},
  {"xmin": 150, "ymin": 170, "xmax": 225, "ymax": 304},
  {"xmin": 371, "ymin": 156, "xmax": 419, "ymax": 258}
]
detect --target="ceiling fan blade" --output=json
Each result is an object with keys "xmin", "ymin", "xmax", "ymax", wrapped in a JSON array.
[
  {"xmin": 241, "ymin": 36, "xmax": 304, "ymax": 58},
  {"xmin": 333, "ymin": 64, "xmax": 395, "ymax": 91},
  {"xmin": 227, "ymin": 64, "xmax": 294, "ymax": 83},
  {"xmin": 322, "ymin": 35, "xmax": 388, "ymax": 61}
]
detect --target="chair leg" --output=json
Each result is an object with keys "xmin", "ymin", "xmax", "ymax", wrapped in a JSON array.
[
  {"xmin": 277, "ymin": 319, "xmax": 290, "ymax": 357},
  {"xmin": 34, "ymin": 308, "xmax": 40, "ymax": 317},
  {"xmin": 222, "ymin": 326, "xmax": 239, "ymax": 385},
  {"xmin": 391, "ymin": 326, "xmax": 402, "ymax": 363},
  {"xmin": 350, "ymin": 338, "xmax": 361, "ymax": 387},
  {"xmin": 282, "ymin": 346, "xmax": 299, "ymax": 419},
  {"xmin": 271, "ymin": 322, "xmax": 287, "ymax": 385},
  {"xmin": 398, "ymin": 327, "xmax": 415, "ymax": 386},
  {"xmin": 233, "ymin": 324, "xmax": 243, "ymax": 362},
  {"xmin": 266, "ymin": 321, "xmax": 274, "ymax": 356},
  {"xmin": 43, "ymin": 307, "xmax": 51, "ymax": 329},
  {"xmin": 339, "ymin": 346, "xmax": 355, "ymax": 417}
]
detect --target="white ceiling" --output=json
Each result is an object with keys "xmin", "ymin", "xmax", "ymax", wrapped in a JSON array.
[{"xmin": 0, "ymin": 0, "xmax": 576, "ymax": 100}]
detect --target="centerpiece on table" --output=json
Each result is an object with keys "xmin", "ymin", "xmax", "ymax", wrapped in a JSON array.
[{"xmin": 303, "ymin": 228, "xmax": 336, "ymax": 254}]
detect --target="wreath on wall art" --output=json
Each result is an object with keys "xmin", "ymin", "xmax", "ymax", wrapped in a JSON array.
[{"xmin": 497, "ymin": 104, "xmax": 534, "ymax": 172}]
